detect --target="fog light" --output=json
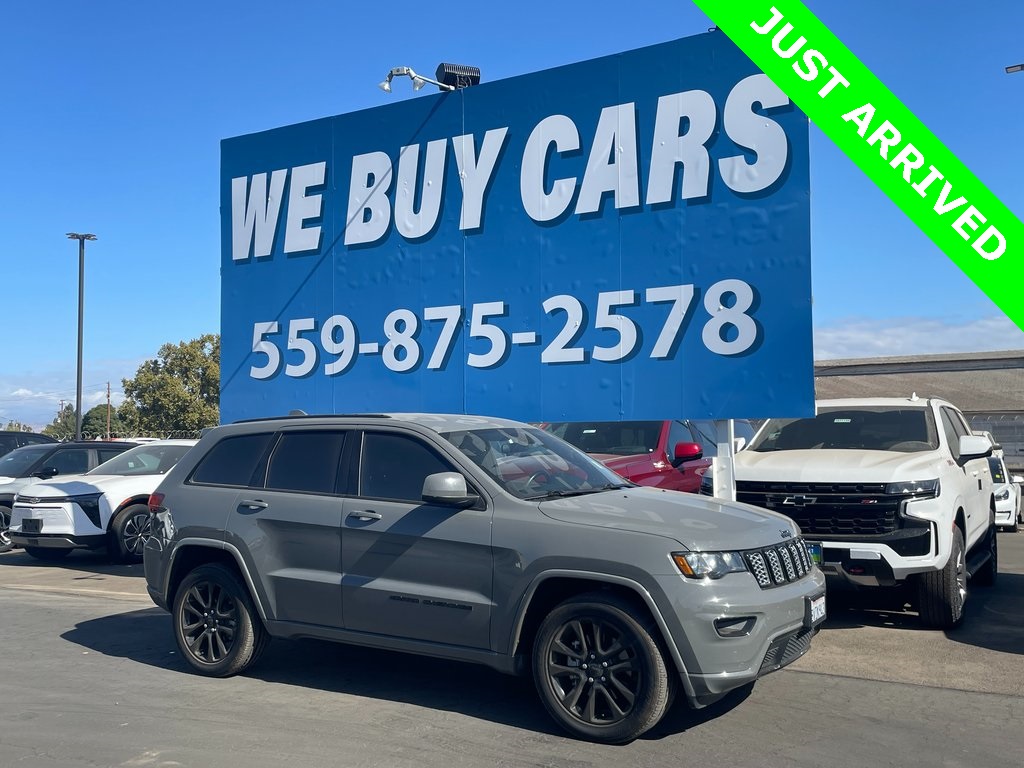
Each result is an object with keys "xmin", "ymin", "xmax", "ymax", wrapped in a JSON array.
[{"xmin": 714, "ymin": 616, "xmax": 756, "ymax": 638}]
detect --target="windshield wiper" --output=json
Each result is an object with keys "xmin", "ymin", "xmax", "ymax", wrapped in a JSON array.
[{"xmin": 525, "ymin": 483, "xmax": 632, "ymax": 501}]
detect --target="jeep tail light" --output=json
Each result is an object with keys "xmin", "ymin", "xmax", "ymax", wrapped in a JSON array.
[{"xmin": 148, "ymin": 492, "xmax": 165, "ymax": 513}]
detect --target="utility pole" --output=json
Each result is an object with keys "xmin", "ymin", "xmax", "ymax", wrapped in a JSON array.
[
  {"xmin": 106, "ymin": 382, "xmax": 111, "ymax": 440},
  {"xmin": 66, "ymin": 232, "xmax": 97, "ymax": 441}
]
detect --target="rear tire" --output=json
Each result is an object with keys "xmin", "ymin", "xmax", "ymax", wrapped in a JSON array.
[
  {"xmin": 917, "ymin": 528, "xmax": 966, "ymax": 630},
  {"xmin": 24, "ymin": 547, "xmax": 71, "ymax": 562},
  {"xmin": 531, "ymin": 592, "xmax": 671, "ymax": 743},
  {"xmin": 173, "ymin": 563, "xmax": 267, "ymax": 677},
  {"xmin": 0, "ymin": 505, "xmax": 13, "ymax": 554}
]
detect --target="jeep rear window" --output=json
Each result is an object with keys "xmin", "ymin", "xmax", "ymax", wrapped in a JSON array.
[
  {"xmin": 750, "ymin": 407, "xmax": 939, "ymax": 452},
  {"xmin": 266, "ymin": 431, "xmax": 347, "ymax": 494},
  {"xmin": 190, "ymin": 433, "xmax": 273, "ymax": 487}
]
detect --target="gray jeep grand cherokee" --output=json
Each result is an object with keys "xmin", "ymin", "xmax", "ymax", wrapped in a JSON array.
[{"xmin": 144, "ymin": 413, "xmax": 825, "ymax": 743}]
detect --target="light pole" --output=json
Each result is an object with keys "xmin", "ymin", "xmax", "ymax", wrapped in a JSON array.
[
  {"xmin": 1007, "ymin": 64, "xmax": 1023, "ymax": 74},
  {"xmin": 66, "ymin": 232, "xmax": 96, "ymax": 441}
]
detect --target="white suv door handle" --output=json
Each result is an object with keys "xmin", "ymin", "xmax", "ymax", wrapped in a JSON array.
[{"xmin": 348, "ymin": 510, "xmax": 382, "ymax": 521}]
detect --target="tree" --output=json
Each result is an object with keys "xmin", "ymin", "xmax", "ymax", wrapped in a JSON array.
[
  {"xmin": 2, "ymin": 420, "xmax": 33, "ymax": 432},
  {"xmin": 42, "ymin": 403, "xmax": 77, "ymax": 439},
  {"xmin": 81, "ymin": 404, "xmax": 124, "ymax": 440},
  {"xmin": 120, "ymin": 334, "xmax": 219, "ymax": 434}
]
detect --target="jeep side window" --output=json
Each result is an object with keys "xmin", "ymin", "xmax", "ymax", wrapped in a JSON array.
[
  {"xmin": 266, "ymin": 431, "xmax": 347, "ymax": 494},
  {"xmin": 359, "ymin": 432, "xmax": 456, "ymax": 503},
  {"xmin": 191, "ymin": 433, "xmax": 274, "ymax": 487}
]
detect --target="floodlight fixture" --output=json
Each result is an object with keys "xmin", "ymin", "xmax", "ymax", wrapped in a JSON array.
[
  {"xmin": 434, "ymin": 63, "xmax": 481, "ymax": 89},
  {"xmin": 378, "ymin": 65, "xmax": 455, "ymax": 94},
  {"xmin": 1007, "ymin": 63, "xmax": 1024, "ymax": 74}
]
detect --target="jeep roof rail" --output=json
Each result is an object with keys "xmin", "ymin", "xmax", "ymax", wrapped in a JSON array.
[{"xmin": 231, "ymin": 413, "xmax": 393, "ymax": 424}]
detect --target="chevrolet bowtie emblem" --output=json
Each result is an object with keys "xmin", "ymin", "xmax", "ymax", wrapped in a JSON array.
[{"xmin": 783, "ymin": 495, "xmax": 817, "ymax": 507}]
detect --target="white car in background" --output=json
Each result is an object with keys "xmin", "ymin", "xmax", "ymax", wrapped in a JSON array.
[
  {"xmin": 9, "ymin": 440, "xmax": 197, "ymax": 562},
  {"xmin": 989, "ymin": 456, "xmax": 1023, "ymax": 532}
]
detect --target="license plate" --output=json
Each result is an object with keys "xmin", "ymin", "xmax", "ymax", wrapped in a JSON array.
[
  {"xmin": 22, "ymin": 518, "xmax": 42, "ymax": 534},
  {"xmin": 805, "ymin": 541, "xmax": 823, "ymax": 564},
  {"xmin": 806, "ymin": 594, "xmax": 827, "ymax": 627}
]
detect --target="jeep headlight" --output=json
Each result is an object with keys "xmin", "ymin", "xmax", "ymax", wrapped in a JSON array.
[
  {"xmin": 995, "ymin": 488, "xmax": 1010, "ymax": 502},
  {"xmin": 885, "ymin": 479, "xmax": 939, "ymax": 498},
  {"xmin": 672, "ymin": 551, "xmax": 747, "ymax": 579}
]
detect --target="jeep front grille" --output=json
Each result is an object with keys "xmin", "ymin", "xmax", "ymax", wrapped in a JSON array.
[{"xmin": 745, "ymin": 539, "xmax": 814, "ymax": 589}]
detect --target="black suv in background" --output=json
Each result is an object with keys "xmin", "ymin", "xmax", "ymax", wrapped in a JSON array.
[
  {"xmin": 0, "ymin": 431, "xmax": 55, "ymax": 460},
  {"xmin": 0, "ymin": 441, "xmax": 136, "ymax": 553}
]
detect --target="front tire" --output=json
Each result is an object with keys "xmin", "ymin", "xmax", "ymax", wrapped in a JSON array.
[
  {"xmin": 917, "ymin": 528, "xmax": 966, "ymax": 630},
  {"xmin": 107, "ymin": 504, "xmax": 153, "ymax": 563},
  {"xmin": 532, "ymin": 593, "xmax": 671, "ymax": 743},
  {"xmin": 172, "ymin": 563, "xmax": 268, "ymax": 677},
  {"xmin": 0, "ymin": 505, "xmax": 13, "ymax": 554}
]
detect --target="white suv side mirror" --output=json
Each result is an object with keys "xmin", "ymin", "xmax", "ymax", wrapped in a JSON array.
[{"xmin": 958, "ymin": 434, "xmax": 993, "ymax": 460}]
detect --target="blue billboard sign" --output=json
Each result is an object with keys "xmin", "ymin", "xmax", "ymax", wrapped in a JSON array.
[{"xmin": 219, "ymin": 31, "xmax": 812, "ymax": 424}]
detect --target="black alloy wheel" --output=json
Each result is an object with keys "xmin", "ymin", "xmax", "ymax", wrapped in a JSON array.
[
  {"xmin": 172, "ymin": 563, "xmax": 267, "ymax": 677},
  {"xmin": 532, "ymin": 593, "xmax": 671, "ymax": 743},
  {"xmin": 179, "ymin": 579, "xmax": 241, "ymax": 666},
  {"xmin": 543, "ymin": 617, "xmax": 643, "ymax": 726}
]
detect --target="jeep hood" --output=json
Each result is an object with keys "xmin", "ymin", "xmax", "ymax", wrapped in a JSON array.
[
  {"xmin": 734, "ymin": 449, "xmax": 943, "ymax": 482},
  {"xmin": 538, "ymin": 486, "xmax": 797, "ymax": 551}
]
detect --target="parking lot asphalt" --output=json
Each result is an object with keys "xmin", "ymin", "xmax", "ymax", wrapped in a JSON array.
[{"xmin": 1, "ymin": 536, "xmax": 1022, "ymax": 767}]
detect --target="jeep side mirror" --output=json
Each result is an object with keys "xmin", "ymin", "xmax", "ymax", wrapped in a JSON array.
[
  {"xmin": 32, "ymin": 466, "xmax": 59, "ymax": 479},
  {"xmin": 422, "ymin": 472, "xmax": 478, "ymax": 507},
  {"xmin": 1013, "ymin": 475, "xmax": 1024, "ymax": 484},
  {"xmin": 672, "ymin": 442, "xmax": 702, "ymax": 468}
]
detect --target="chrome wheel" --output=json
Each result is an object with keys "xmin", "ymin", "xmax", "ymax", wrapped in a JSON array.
[
  {"xmin": 543, "ymin": 617, "xmax": 642, "ymax": 726},
  {"xmin": 179, "ymin": 581, "xmax": 240, "ymax": 665},
  {"xmin": 122, "ymin": 511, "xmax": 153, "ymax": 555},
  {"xmin": 954, "ymin": 546, "xmax": 967, "ymax": 608}
]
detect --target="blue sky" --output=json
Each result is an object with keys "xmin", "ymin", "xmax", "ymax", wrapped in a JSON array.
[{"xmin": 1, "ymin": 1, "xmax": 1021, "ymax": 429}]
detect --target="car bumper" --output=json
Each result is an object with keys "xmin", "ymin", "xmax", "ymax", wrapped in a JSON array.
[
  {"xmin": 655, "ymin": 566, "xmax": 826, "ymax": 707},
  {"xmin": 10, "ymin": 532, "xmax": 106, "ymax": 550}
]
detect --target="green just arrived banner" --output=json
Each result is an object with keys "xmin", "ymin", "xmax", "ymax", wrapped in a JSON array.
[{"xmin": 694, "ymin": 0, "xmax": 1024, "ymax": 331}]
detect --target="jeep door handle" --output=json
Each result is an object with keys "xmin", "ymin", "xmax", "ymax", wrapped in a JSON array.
[
  {"xmin": 239, "ymin": 499, "xmax": 269, "ymax": 511},
  {"xmin": 348, "ymin": 510, "xmax": 382, "ymax": 521}
]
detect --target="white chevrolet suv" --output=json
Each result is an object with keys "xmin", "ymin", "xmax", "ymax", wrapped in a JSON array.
[
  {"xmin": 714, "ymin": 397, "xmax": 996, "ymax": 629},
  {"xmin": 10, "ymin": 440, "xmax": 196, "ymax": 562}
]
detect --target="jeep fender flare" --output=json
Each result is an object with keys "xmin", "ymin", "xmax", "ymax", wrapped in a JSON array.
[
  {"xmin": 164, "ymin": 537, "xmax": 270, "ymax": 622},
  {"xmin": 508, "ymin": 568, "xmax": 696, "ymax": 701}
]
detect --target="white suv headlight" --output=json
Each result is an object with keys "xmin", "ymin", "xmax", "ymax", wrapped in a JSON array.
[{"xmin": 885, "ymin": 479, "xmax": 939, "ymax": 498}]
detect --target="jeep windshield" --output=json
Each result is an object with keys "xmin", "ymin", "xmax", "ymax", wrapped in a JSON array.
[
  {"xmin": 749, "ymin": 406, "xmax": 940, "ymax": 453},
  {"xmin": 441, "ymin": 426, "xmax": 630, "ymax": 499}
]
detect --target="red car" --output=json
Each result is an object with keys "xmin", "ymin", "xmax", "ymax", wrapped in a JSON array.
[{"xmin": 543, "ymin": 420, "xmax": 755, "ymax": 493}]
